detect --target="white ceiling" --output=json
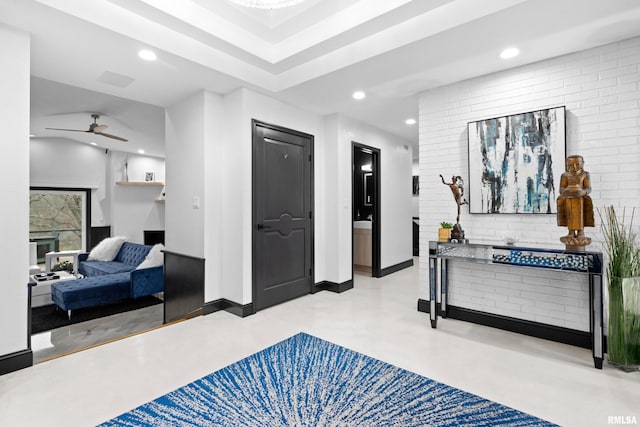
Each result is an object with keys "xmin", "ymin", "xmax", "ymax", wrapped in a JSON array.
[{"xmin": 2, "ymin": 0, "xmax": 640, "ymax": 158}]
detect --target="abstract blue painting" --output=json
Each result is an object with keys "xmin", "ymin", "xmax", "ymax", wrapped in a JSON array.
[{"xmin": 468, "ymin": 106, "xmax": 566, "ymax": 214}]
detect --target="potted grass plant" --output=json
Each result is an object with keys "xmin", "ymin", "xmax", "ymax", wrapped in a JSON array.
[
  {"xmin": 600, "ymin": 206, "xmax": 640, "ymax": 370},
  {"xmin": 439, "ymin": 221, "xmax": 453, "ymax": 242}
]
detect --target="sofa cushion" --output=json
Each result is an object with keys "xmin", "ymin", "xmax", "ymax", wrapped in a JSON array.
[
  {"xmin": 51, "ymin": 273, "xmax": 131, "ymax": 311},
  {"xmin": 136, "ymin": 243, "xmax": 164, "ymax": 269},
  {"xmin": 80, "ymin": 261, "xmax": 137, "ymax": 276},
  {"xmin": 113, "ymin": 242, "xmax": 152, "ymax": 266},
  {"xmin": 87, "ymin": 236, "xmax": 127, "ymax": 261}
]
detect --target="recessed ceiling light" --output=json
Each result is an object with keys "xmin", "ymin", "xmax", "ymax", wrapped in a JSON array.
[
  {"xmin": 138, "ymin": 49, "xmax": 157, "ymax": 61},
  {"xmin": 138, "ymin": 149, "xmax": 145, "ymax": 154},
  {"xmin": 352, "ymin": 91, "xmax": 366, "ymax": 100},
  {"xmin": 90, "ymin": 142, "xmax": 97, "ymax": 146},
  {"xmin": 500, "ymin": 47, "xmax": 520, "ymax": 59},
  {"xmin": 29, "ymin": 134, "xmax": 35, "ymax": 138},
  {"xmin": 405, "ymin": 118, "xmax": 417, "ymax": 125}
]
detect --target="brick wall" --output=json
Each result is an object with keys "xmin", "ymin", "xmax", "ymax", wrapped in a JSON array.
[{"xmin": 419, "ymin": 37, "xmax": 640, "ymax": 331}]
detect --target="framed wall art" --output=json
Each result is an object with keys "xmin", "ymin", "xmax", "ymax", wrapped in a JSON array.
[{"xmin": 467, "ymin": 106, "xmax": 566, "ymax": 214}]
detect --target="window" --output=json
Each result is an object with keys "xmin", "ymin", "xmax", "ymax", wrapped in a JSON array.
[{"xmin": 29, "ymin": 188, "xmax": 90, "ymax": 263}]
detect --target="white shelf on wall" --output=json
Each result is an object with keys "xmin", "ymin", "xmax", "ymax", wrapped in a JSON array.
[{"xmin": 116, "ymin": 181, "xmax": 164, "ymax": 186}]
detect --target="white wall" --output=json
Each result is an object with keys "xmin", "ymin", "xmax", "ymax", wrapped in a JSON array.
[
  {"xmin": 203, "ymin": 91, "xmax": 225, "ymax": 303},
  {"xmin": 165, "ymin": 90, "xmax": 226, "ymax": 303},
  {"xmin": 165, "ymin": 92, "xmax": 206, "ymax": 258},
  {"xmin": 412, "ymin": 160, "xmax": 419, "ymax": 218},
  {"xmin": 419, "ymin": 37, "xmax": 640, "ymax": 331},
  {"xmin": 0, "ymin": 24, "xmax": 30, "ymax": 358},
  {"xmin": 335, "ymin": 115, "xmax": 414, "ymax": 279},
  {"xmin": 164, "ymin": 87, "xmax": 414, "ymax": 308},
  {"xmin": 30, "ymin": 138, "xmax": 109, "ymax": 227},
  {"xmin": 111, "ymin": 152, "xmax": 165, "ymax": 243},
  {"xmin": 221, "ymin": 88, "xmax": 327, "ymax": 304},
  {"xmin": 30, "ymin": 139, "xmax": 166, "ymax": 242}
]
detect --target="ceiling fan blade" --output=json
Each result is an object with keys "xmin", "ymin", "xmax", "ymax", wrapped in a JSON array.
[
  {"xmin": 46, "ymin": 127, "xmax": 90, "ymax": 132},
  {"xmin": 96, "ymin": 132, "xmax": 128, "ymax": 142}
]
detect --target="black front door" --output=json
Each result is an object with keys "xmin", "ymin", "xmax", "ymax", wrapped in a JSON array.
[{"xmin": 252, "ymin": 120, "xmax": 313, "ymax": 311}]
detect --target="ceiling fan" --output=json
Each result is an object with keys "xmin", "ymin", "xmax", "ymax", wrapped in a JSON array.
[{"xmin": 46, "ymin": 114, "xmax": 128, "ymax": 142}]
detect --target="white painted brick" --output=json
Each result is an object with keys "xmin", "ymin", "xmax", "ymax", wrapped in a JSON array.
[
  {"xmin": 521, "ymin": 304, "xmax": 553, "ymax": 317},
  {"xmin": 582, "ymin": 61, "xmax": 619, "ymax": 76},
  {"xmin": 495, "ymin": 300, "xmax": 521, "ymax": 311},
  {"xmin": 600, "ymin": 65, "xmax": 638, "ymax": 79},
  {"xmin": 619, "ymin": 90, "xmax": 640, "ymax": 102},
  {"xmin": 600, "ymin": 83, "xmax": 639, "ymax": 97},
  {"xmin": 549, "ymin": 84, "xmax": 582, "ymax": 97},
  {"xmin": 600, "ymin": 100, "xmax": 639, "ymax": 113},
  {"xmin": 565, "ymin": 89, "xmax": 600, "ymax": 103},
  {"xmin": 619, "ymin": 128, "xmax": 640, "ymax": 137}
]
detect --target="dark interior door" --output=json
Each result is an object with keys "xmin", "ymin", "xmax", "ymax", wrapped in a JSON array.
[{"xmin": 252, "ymin": 120, "xmax": 313, "ymax": 311}]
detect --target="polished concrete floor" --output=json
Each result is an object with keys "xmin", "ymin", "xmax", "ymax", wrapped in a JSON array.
[
  {"xmin": 3, "ymin": 261, "xmax": 640, "ymax": 426},
  {"xmin": 31, "ymin": 304, "xmax": 164, "ymax": 363}
]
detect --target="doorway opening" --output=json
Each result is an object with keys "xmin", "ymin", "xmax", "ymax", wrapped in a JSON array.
[
  {"xmin": 29, "ymin": 186, "xmax": 165, "ymax": 363},
  {"xmin": 352, "ymin": 143, "xmax": 381, "ymax": 277}
]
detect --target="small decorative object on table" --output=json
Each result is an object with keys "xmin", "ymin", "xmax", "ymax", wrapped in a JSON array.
[
  {"xmin": 52, "ymin": 260, "xmax": 74, "ymax": 274},
  {"xmin": 557, "ymin": 155, "xmax": 594, "ymax": 250},
  {"xmin": 33, "ymin": 272, "xmax": 60, "ymax": 281},
  {"xmin": 438, "ymin": 222, "xmax": 453, "ymax": 242},
  {"xmin": 440, "ymin": 174, "xmax": 468, "ymax": 242},
  {"xmin": 145, "ymin": 171, "xmax": 155, "ymax": 182}
]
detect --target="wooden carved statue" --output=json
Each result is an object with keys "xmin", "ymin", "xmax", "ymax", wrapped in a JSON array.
[
  {"xmin": 440, "ymin": 174, "xmax": 468, "ymax": 241},
  {"xmin": 557, "ymin": 155, "xmax": 594, "ymax": 249}
]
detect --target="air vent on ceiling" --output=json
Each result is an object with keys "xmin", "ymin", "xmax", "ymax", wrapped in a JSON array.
[{"xmin": 96, "ymin": 71, "xmax": 135, "ymax": 88}]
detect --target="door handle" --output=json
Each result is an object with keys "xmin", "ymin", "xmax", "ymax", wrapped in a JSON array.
[{"xmin": 257, "ymin": 224, "xmax": 272, "ymax": 230}]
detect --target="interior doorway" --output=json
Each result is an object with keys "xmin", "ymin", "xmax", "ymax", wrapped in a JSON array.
[
  {"xmin": 29, "ymin": 189, "xmax": 165, "ymax": 364},
  {"xmin": 352, "ymin": 143, "xmax": 381, "ymax": 277}
]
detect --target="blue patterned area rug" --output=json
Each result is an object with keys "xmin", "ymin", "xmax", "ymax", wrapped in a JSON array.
[{"xmin": 102, "ymin": 333, "xmax": 556, "ymax": 426}]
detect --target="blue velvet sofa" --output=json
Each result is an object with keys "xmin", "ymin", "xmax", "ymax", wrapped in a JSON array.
[{"xmin": 51, "ymin": 242, "xmax": 163, "ymax": 317}]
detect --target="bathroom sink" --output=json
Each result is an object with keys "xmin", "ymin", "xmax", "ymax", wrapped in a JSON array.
[{"xmin": 353, "ymin": 220, "xmax": 372, "ymax": 229}]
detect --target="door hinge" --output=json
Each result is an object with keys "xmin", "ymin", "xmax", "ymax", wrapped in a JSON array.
[
  {"xmin": 309, "ymin": 211, "xmax": 312, "ymax": 219},
  {"xmin": 309, "ymin": 268, "xmax": 312, "ymax": 276},
  {"xmin": 308, "ymin": 154, "xmax": 312, "ymax": 162}
]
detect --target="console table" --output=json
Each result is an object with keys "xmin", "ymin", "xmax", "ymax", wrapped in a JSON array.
[{"xmin": 428, "ymin": 241, "xmax": 604, "ymax": 369}]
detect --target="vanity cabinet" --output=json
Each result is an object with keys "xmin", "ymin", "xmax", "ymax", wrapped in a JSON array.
[{"xmin": 354, "ymin": 228, "xmax": 372, "ymax": 271}]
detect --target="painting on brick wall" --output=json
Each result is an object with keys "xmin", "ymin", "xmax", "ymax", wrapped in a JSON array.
[{"xmin": 467, "ymin": 106, "xmax": 566, "ymax": 214}]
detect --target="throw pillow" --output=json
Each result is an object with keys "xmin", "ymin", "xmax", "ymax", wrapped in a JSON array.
[
  {"xmin": 87, "ymin": 236, "xmax": 127, "ymax": 262},
  {"xmin": 136, "ymin": 243, "xmax": 165, "ymax": 269}
]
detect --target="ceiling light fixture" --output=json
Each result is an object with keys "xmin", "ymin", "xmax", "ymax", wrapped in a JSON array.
[
  {"xmin": 500, "ymin": 47, "xmax": 520, "ymax": 59},
  {"xmin": 352, "ymin": 91, "xmax": 366, "ymax": 100},
  {"xmin": 226, "ymin": 0, "xmax": 307, "ymax": 9},
  {"xmin": 405, "ymin": 118, "xmax": 417, "ymax": 125},
  {"xmin": 90, "ymin": 142, "xmax": 97, "ymax": 146},
  {"xmin": 138, "ymin": 149, "xmax": 145, "ymax": 154},
  {"xmin": 138, "ymin": 49, "xmax": 157, "ymax": 61}
]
